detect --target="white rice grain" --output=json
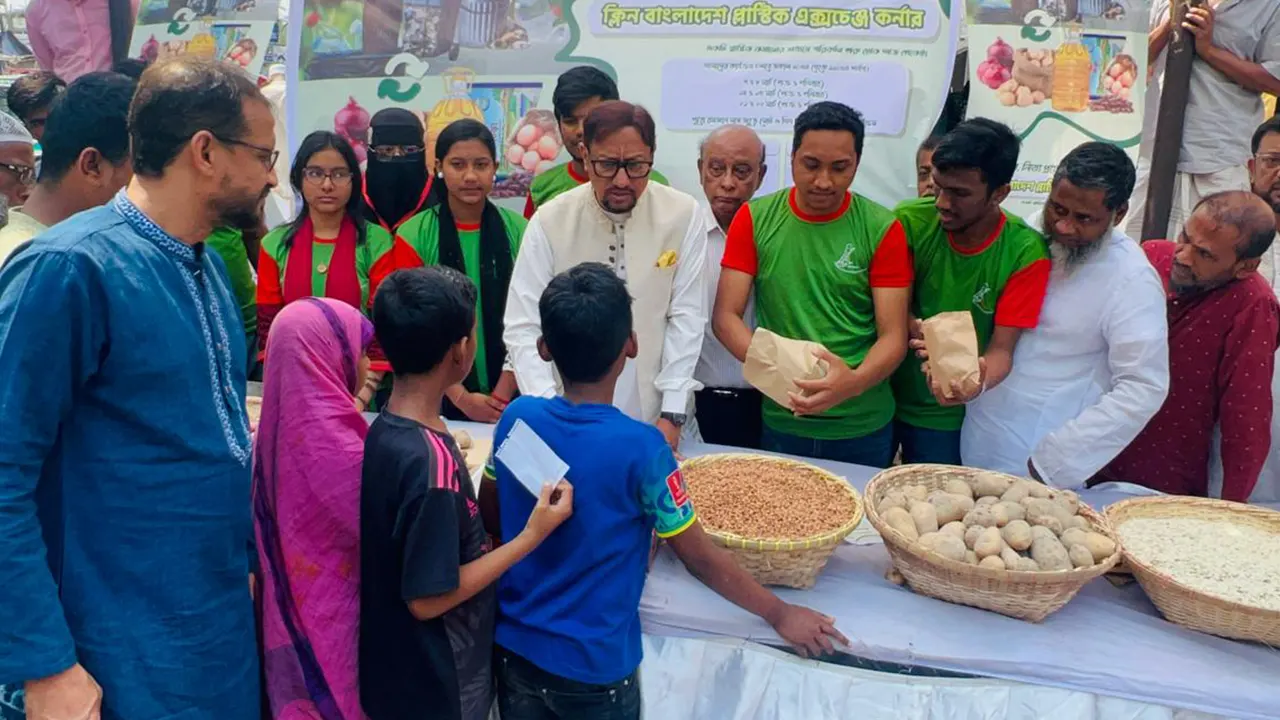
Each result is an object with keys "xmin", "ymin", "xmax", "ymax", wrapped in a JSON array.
[{"xmin": 1119, "ymin": 518, "xmax": 1280, "ymax": 612}]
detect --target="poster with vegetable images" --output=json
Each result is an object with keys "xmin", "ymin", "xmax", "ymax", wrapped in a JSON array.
[
  {"xmin": 967, "ymin": 0, "xmax": 1148, "ymax": 218},
  {"xmin": 286, "ymin": 0, "xmax": 962, "ymax": 208},
  {"xmin": 130, "ymin": 0, "xmax": 282, "ymax": 78}
]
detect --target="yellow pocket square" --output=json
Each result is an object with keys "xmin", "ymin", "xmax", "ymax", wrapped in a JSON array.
[{"xmin": 656, "ymin": 250, "xmax": 678, "ymax": 268}]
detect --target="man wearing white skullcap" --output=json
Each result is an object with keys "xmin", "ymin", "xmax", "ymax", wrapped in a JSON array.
[{"xmin": 0, "ymin": 113, "xmax": 36, "ymax": 209}]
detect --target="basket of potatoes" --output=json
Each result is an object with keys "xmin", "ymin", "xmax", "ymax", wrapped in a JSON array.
[{"xmin": 866, "ymin": 465, "xmax": 1121, "ymax": 621}]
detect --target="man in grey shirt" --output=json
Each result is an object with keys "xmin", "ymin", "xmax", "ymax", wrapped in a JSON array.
[{"xmin": 1125, "ymin": 0, "xmax": 1280, "ymax": 242}]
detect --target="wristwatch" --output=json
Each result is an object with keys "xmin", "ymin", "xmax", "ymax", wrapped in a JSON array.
[{"xmin": 660, "ymin": 412, "xmax": 687, "ymax": 427}]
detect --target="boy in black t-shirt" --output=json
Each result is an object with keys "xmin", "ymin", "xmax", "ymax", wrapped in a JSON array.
[{"xmin": 360, "ymin": 266, "xmax": 573, "ymax": 720}]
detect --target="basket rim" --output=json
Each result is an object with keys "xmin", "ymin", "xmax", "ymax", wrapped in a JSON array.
[
  {"xmin": 865, "ymin": 464, "xmax": 1122, "ymax": 580},
  {"xmin": 1105, "ymin": 495, "xmax": 1280, "ymax": 620},
  {"xmin": 681, "ymin": 452, "xmax": 864, "ymax": 551}
]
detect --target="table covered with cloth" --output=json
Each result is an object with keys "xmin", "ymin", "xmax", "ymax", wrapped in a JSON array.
[{"xmin": 453, "ymin": 421, "xmax": 1280, "ymax": 720}]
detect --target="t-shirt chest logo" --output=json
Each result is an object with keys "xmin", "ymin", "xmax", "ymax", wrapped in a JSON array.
[
  {"xmin": 973, "ymin": 283, "xmax": 996, "ymax": 315},
  {"xmin": 834, "ymin": 244, "xmax": 867, "ymax": 275}
]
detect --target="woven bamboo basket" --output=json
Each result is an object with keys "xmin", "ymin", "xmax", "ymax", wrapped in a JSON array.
[
  {"xmin": 1106, "ymin": 496, "xmax": 1280, "ymax": 644},
  {"xmin": 866, "ymin": 465, "xmax": 1121, "ymax": 622},
  {"xmin": 681, "ymin": 453, "xmax": 863, "ymax": 589}
]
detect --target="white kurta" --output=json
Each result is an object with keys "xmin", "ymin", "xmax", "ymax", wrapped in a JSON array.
[{"xmin": 961, "ymin": 215, "xmax": 1170, "ymax": 488}]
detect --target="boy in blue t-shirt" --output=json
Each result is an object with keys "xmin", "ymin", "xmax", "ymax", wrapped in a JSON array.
[
  {"xmin": 360, "ymin": 266, "xmax": 573, "ymax": 720},
  {"xmin": 486, "ymin": 262, "xmax": 849, "ymax": 719}
]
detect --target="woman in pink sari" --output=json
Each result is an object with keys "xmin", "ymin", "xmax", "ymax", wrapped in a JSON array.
[{"xmin": 253, "ymin": 297, "xmax": 373, "ymax": 719}]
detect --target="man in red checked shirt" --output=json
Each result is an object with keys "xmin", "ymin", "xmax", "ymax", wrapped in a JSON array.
[
  {"xmin": 712, "ymin": 101, "xmax": 912, "ymax": 467},
  {"xmin": 1098, "ymin": 191, "xmax": 1279, "ymax": 502},
  {"xmin": 892, "ymin": 119, "xmax": 1051, "ymax": 466}
]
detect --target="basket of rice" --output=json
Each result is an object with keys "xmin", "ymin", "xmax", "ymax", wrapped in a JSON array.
[
  {"xmin": 866, "ymin": 464, "xmax": 1121, "ymax": 622},
  {"xmin": 1106, "ymin": 496, "xmax": 1280, "ymax": 645},
  {"xmin": 680, "ymin": 453, "xmax": 862, "ymax": 589}
]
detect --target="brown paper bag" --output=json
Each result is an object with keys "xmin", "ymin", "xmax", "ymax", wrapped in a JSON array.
[
  {"xmin": 743, "ymin": 328, "xmax": 831, "ymax": 409},
  {"xmin": 922, "ymin": 312, "xmax": 982, "ymax": 400}
]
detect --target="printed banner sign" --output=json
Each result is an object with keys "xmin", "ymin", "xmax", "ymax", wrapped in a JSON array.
[{"xmin": 130, "ymin": 0, "xmax": 282, "ymax": 78}]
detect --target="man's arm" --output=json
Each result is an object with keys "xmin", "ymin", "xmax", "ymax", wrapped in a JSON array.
[
  {"xmin": 0, "ymin": 250, "xmax": 102, "ymax": 686},
  {"xmin": 1030, "ymin": 272, "xmax": 1170, "ymax": 487},
  {"xmin": 1186, "ymin": 5, "xmax": 1280, "ymax": 95},
  {"xmin": 986, "ymin": 256, "xmax": 1051, "ymax": 390},
  {"xmin": 653, "ymin": 211, "xmax": 710, "ymax": 416},
  {"xmin": 712, "ymin": 206, "xmax": 758, "ymax": 362},
  {"xmin": 502, "ymin": 217, "xmax": 558, "ymax": 398},
  {"xmin": 26, "ymin": 10, "xmax": 53, "ymax": 74},
  {"xmin": 1216, "ymin": 300, "xmax": 1279, "ymax": 502}
]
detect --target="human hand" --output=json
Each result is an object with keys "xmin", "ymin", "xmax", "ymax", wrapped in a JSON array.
[
  {"xmin": 789, "ymin": 348, "xmax": 862, "ymax": 416},
  {"xmin": 924, "ymin": 356, "xmax": 987, "ymax": 407},
  {"xmin": 769, "ymin": 604, "xmax": 850, "ymax": 659},
  {"xmin": 455, "ymin": 391, "xmax": 507, "ymax": 423},
  {"xmin": 908, "ymin": 317, "xmax": 927, "ymax": 360},
  {"xmin": 656, "ymin": 418, "xmax": 681, "ymax": 451},
  {"xmin": 521, "ymin": 480, "xmax": 574, "ymax": 542},
  {"xmin": 1182, "ymin": 4, "xmax": 1216, "ymax": 56},
  {"xmin": 491, "ymin": 370, "xmax": 519, "ymax": 404},
  {"xmin": 24, "ymin": 664, "xmax": 102, "ymax": 720}
]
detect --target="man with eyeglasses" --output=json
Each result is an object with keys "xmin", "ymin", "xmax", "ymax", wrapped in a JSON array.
[
  {"xmin": 0, "ymin": 113, "xmax": 36, "ymax": 210},
  {"xmin": 1250, "ymin": 115, "xmax": 1280, "ymax": 288},
  {"xmin": 363, "ymin": 108, "xmax": 433, "ymax": 235},
  {"xmin": 0, "ymin": 57, "xmax": 274, "ymax": 720},
  {"xmin": 504, "ymin": 100, "xmax": 707, "ymax": 450}
]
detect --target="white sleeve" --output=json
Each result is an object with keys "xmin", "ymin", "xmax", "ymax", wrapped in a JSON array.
[
  {"xmin": 1030, "ymin": 268, "xmax": 1170, "ymax": 487},
  {"xmin": 654, "ymin": 213, "xmax": 709, "ymax": 414},
  {"xmin": 502, "ymin": 216, "xmax": 558, "ymax": 398}
]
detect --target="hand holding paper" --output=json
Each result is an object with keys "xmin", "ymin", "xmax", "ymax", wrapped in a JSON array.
[
  {"xmin": 495, "ymin": 418, "xmax": 570, "ymax": 497},
  {"xmin": 742, "ymin": 328, "xmax": 831, "ymax": 411}
]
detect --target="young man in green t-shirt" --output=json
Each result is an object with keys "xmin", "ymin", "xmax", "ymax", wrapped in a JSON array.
[
  {"xmin": 892, "ymin": 118, "xmax": 1051, "ymax": 465},
  {"xmin": 713, "ymin": 101, "xmax": 912, "ymax": 467},
  {"xmin": 522, "ymin": 66, "xmax": 668, "ymax": 218}
]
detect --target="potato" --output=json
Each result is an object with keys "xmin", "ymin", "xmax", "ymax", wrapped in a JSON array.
[
  {"xmin": 930, "ymin": 493, "xmax": 974, "ymax": 525},
  {"xmin": 884, "ymin": 506, "xmax": 919, "ymax": 541},
  {"xmin": 1060, "ymin": 527, "xmax": 1089, "ymax": 548},
  {"xmin": 1025, "ymin": 498, "xmax": 1071, "ymax": 530},
  {"xmin": 963, "ymin": 505, "xmax": 1000, "ymax": 528},
  {"xmin": 964, "ymin": 524, "xmax": 984, "ymax": 550},
  {"xmin": 943, "ymin": 478, "xmax": 974, "ymax": 499},
  {"xmin": 1027, "ymin": 513, "xmax": 1063, "ymax": 536},
  {"xmin": 1031, "ymin": 90, "xmax": 1046, "ymax": 104},
  {"xmin": 1001, "ymin": 519, "xmax": 1033, "ymax": 551},
  {"xmin": 1052, "ymin": 489, "xmax": 1080, "ymax": 515},
  {"xmin": 910, "ymin": 501, "xmax": 939, "ymax": 536},
  {"xmin": 1026, "ymin": 481, "xmax": 1052, "ymax": 499},
  {"xmin": 877, "ymin": 490, "xmax": 909, "ymax": 514},
  {"xmin": 1001, "ymin": 481, "xmax": 1032, "ymax": 504},
  {"xmin": 995, "ymin": 501, "xmax": 1026, "ymax": 523},
  {"xmin": 998, "ymin": 78, "xmax": 1018, "ymax": 93},
  {"xmin": 1029, "ymin": 525, "xmax": 1058, "ymax": 544},
  {"xmin": 973, "ymin": 473, "xmax": 1013, "ymax": 498},
  {"xmin": 998, "ymin": 90, "xmax": 1016, "ymax": 107},
  {"xmin": 940, "ymin": 521, "xmax": 967, "ymax": 540},
  {"xmin": 975, "ymin": 526, "xmax": 1005, "ymax": 559},
  {"xmin": 1016, "ymin": 91, "xmax": 1033, "ymax": 107},
  {"xmin": 1078, "ymin": 531, "xmax": 1117, "ymax": 563},
  {"xmin": 1031, "ymin": 534, "xmax": 1072, "ymax": 571},
  {"xmin": 1000, "ymin": 546, "xmax": 1022, "ymax": 569},
  {"xmin": 966, "ymin": 549, "xmax": 979, "ymax": 565},
  {"xmin": 1014, "ymin": 556, "xmax": 1040, "ymax": 571},
  {"xmin": 1063, "ymin": 515, "xmax": 1089, "ymax": 531},
  {"xmin": 979, "ymin": 555, "xmax": 1006, "ymax": 570},
  {"xmin": 918, "ymin": 532, "xmax": 967, "ymax": 563},
  {"xmin": 885, "ymin": 566, "xmax": 906, "ymax": 586},
  {"xmin": 975, "ymin": 496, "xmax": 999, "ymax": 507},
  {"xmin": 1068, "ymin": 543, "xmax": 1094, "ymax": 568},
  {"xmin": 452, "ymin": 429, "xmax": 473, "ymax": 450},
  {"xmin": 904, "ymin": 485, "xmax": 929, "ymax": 502},
  {"xmin": 990, "ymin": 502, "xmax": 1012, "ymax": 528}
]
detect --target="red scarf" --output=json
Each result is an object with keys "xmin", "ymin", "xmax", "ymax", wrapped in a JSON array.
[{"xmin": 283, "ymin": 215, "xmax": 363, "ymax": 310}]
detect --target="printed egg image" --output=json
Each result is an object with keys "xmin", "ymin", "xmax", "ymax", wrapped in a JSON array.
[
  {"xmin": 521, "ymin": 150, "xmax": 541, "ymax": 172},
  {"xmin": 504, "ymin": 108, "xmax": 562, "ymax": 174},
  {"xmin": 536, "ymin": 134, "xmax": 559, "ymax": 160}
]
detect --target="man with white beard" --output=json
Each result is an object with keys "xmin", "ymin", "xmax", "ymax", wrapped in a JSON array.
[{"xmin": 961, "ymin": 143, "xmax": 1169, "ymax": 488}]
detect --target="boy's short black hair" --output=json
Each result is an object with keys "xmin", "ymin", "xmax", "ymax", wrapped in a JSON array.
[
  {"xmin": 931, "ymin": 118, "xmax": 1020, "ymax": 193},
  {"xmin": 39, "ymin": 72, "xmax": 136, "ymax": 183},
  {"xmin": 539, "ymin": 263, "xmax": 632, "ymax": 384},
  {"xmin": 6, "ymin": 71, "xmax": 65, "ymax": 125},
  {"xmin": 552, "ymin": 66, "xmax": 618, "ymax": 121},
  {"xmin": 1252, "ymin": 114, "xmax": 1280, "ymax": 155},
  {"xmin": 374, "ymin": 267, "xmax": 477, "ymax": 376},
  {"xmin": 792, "ymin": 101, "xmax": 865, "ymax": 158}
]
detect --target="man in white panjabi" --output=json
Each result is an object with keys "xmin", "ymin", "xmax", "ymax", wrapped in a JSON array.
[
  {"xmin": 504, "ymin": 101, "xmax": 706, "ymax": 450},
  {"xmin": 962, "ymin": 143, "xmax": 1170, "ymax": 488}
]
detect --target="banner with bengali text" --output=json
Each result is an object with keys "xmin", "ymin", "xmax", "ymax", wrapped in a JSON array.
[
  {"xmin": 966, "ymin": 0, "xmax": 1149, "ymax": 218},
  {"xmin": 286, "ymin": 0, "xmax": 961, "ymax": 209}
]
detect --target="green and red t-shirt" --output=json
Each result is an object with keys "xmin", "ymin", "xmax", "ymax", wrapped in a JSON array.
[
  {"xmin": 393, "ymin": 205, "xmax": 525, "ymax": 393},
  {"xmin": 721, "ymin": 188, "xmax": 913, "ymax": 439},
  {"xmin": 891, "ymin": 196, "xmax": 1050, "ymax": 431},
  {"xmin": 522, "ymin": 162, "xmax": 670, "ymax": 218}
]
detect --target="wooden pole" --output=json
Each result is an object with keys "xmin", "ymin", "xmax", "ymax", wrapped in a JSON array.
[{"xmin": 1141, "ymin": 0, "xmax": 1199, "ymax": 241}]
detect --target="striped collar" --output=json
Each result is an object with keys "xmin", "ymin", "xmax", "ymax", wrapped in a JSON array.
[{"xmin": 111, "ymin": 190, "xmax": 199, "ymax": 264}]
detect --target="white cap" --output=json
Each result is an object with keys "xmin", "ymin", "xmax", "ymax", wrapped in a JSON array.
[{"xmin": 0, "ymin": 112, "xmax": 34, "ymax": 145}]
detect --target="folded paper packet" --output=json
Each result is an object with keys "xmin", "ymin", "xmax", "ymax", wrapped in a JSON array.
[
  {"xmin": 922, "ymin": 311, "xmax": 981, "ymax": 400},
  {"xmin": 743, "ymin": 328, "xmax": 831, "ymax": 409}
]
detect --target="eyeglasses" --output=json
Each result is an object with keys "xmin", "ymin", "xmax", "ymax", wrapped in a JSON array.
[
  {"xmin": 1256, "ymin": 153, "xmax": 1280, "ymax": 171},
  {"xmin": 214, "ymin": 135, "xmax": 279, "ymax": 170},
  {"xmin": 590, "ymin": 158, "xmax": 653, "ymax": 180},
  {"xmin": 0, "ymin": 162, "xmax": 35, "ymax": 186},
  {"xmin": 302, "ymin": 167, "xmax": 354, "ymax": 186},
  {"xmin": 371, "ymin": 144, "xmax": 424, "ymax": 160}
]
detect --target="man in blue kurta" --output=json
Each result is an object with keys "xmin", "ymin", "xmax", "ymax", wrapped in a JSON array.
[{"xmin": 0, "ymin": 57, "xmax": 277, "ymax": 720}]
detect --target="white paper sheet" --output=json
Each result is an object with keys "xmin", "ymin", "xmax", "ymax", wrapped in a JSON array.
[{"xmin": 495, "ymin": 418, "xmax": 569, "ymax": 497}]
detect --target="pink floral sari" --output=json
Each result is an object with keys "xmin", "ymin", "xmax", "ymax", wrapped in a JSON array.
[{"xmin": 253, "ymin": 297, "xmax": 373, "ymax": 720}]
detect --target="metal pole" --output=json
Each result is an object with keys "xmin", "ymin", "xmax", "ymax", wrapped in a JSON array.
[{"xmin": 1141, "ymin": 0, "xmax": 1199, "ymax": 241}]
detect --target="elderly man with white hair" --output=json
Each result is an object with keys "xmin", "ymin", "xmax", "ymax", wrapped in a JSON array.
[{"xmin": 0, "ymin": 113, "xmax": 35, "ymax": 210}]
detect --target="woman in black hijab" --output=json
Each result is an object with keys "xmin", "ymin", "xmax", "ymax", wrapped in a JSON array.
[{"xmin": 362, "ymin": 108, "xmax": 434, "ymax": 233}]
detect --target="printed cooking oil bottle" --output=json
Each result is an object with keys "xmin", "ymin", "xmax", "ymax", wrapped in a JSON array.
[{"xmin": 1052, "ymin": 22, "xmax": 1092, "ymax": 113}]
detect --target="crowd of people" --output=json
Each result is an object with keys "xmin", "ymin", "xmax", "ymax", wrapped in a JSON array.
[{"xmin": 0, "ymin": 9, "xmax": 1276, "ymax": 720}]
